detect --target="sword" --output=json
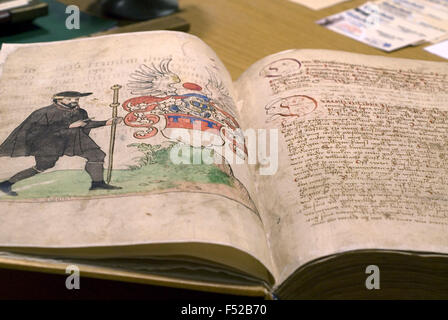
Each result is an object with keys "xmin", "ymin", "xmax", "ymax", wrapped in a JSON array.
[{"xmin": 106, "ymin": 84, "xmax": 122, "ymax": 184}]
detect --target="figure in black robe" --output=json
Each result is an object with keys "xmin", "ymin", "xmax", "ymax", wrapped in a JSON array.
[{"xmin": 0, "ymin": 91, "xmax": 122, "ymax": 196}]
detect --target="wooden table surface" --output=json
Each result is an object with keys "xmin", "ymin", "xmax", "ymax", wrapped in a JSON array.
[{"xmin": 67, "ymin": 0, "xmax": 446, "ymax": 80}]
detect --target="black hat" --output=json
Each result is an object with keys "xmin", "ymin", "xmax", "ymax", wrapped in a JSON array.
[{"xmin": 53, "ymin": 91, "xmax": 93, "ymax": 99}]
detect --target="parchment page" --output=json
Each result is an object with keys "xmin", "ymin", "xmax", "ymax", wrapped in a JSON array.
[
  {"xmin": 0, "ymin": 31, "xmax": 274, "ymax": 277},
  {"xmin": 235, "ymin": 49, "xmax": 448, "ymax": 283}
]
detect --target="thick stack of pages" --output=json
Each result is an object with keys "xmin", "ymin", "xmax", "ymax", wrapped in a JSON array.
[{"xmin": 0, "ymin": 31, "xmax": 447, "ymax": 298}]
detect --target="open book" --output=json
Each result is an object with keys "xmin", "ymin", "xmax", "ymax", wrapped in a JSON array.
[{"xmin": 0, "ymin": 31, "xmax": 447, "ymax": 299}]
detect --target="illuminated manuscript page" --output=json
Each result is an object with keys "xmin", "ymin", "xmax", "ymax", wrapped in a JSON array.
[
  {"xmin": 0, "ymin": 31, "xmax": 275, "ymax": 279},
  {"xmin": 236, "ymin": 49, "xmax": 448, "ymax": 284}
]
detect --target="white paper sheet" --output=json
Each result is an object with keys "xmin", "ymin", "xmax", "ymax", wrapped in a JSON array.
[
  {"xmin": 317, "ymin": 2, "xmax": 425, "ymax": 51},
  {"xmin": 317, "ymin": 0, "xmax": 448, "ymax": 51}
]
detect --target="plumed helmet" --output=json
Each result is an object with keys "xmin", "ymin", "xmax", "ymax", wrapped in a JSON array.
[{"xmin": 52, "ymin": 91, "xmax": 93, "ymax": 100}]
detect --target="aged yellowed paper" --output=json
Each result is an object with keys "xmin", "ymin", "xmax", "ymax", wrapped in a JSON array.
[{"xmin": 236, "ymin": 49, "xmax": 448, "ymax": 283}]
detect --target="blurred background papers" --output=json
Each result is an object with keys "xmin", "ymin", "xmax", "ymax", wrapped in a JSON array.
[
  {"xmin": 289, "ymin": 0, "xmax": 352, "ymax": 10},
  {"xmin": 0, "ymin": 0, "xmax": 30, "ymax": 11},
  {"xmin": 0, "ymin": 0, "xmax": 116, "ymax": 46}
]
